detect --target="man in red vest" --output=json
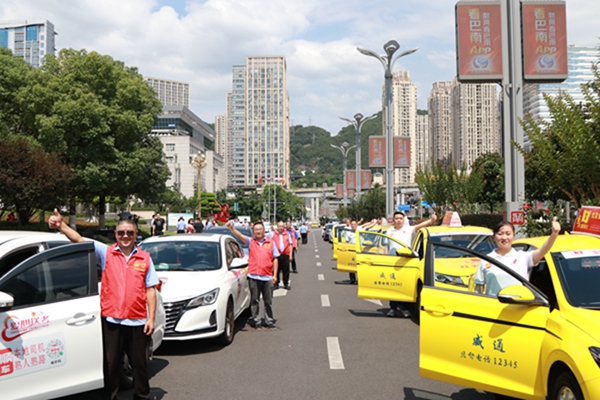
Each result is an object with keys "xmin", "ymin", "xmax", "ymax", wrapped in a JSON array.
[
  {"xmin": 49, "ymin": 209, "xmax": 158, "ymax": 400},
  {"xmin": 269, "ymin": 221, "xmax": 292, "ymax": 290},
  {"xmin": 285, "ymin": 221, "xmax": 298, "ymax": 273},
  {"xmin": 227, "ymin": 220, "xmax": 279, "ymax": 328}
]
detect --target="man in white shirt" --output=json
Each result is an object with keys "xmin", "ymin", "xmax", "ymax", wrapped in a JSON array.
[{"xmin": 386, "ymin": 211, "xmax": 437, "ymax": 317}]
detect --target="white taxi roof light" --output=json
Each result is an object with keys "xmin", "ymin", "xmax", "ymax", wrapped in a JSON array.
[
  {"xmin": 572, "ymin": 206, "xmax": 600, "ymax": 237},
  {"xmin": 441, "ymin": 211, "xmax": 462, "ymax": 227}
]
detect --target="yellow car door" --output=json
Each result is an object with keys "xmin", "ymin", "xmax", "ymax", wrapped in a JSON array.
[
  {"xmin": 355, "ymin": 231, "xmax": 420, "ymax": 302},
  {"xmin": 420, "ymin": 241, "xmax": 550, "ymax": 399},
  {"xmin": 336, "ymin": 228, "xmax": 356, "ymax": 273},
  {"xmin": 331, "ymin": 224, "xmax": 343, "ymax": 261}
]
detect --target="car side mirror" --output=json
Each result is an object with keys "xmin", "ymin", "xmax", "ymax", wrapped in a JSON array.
[
  {"xmin": 395, "ymin": 247, "xmax": 418, "ymax": 258},
  {"xmin": 497, "ymin": 284, "xmax": 542, "ymax": 305},
  {"xmin": 229, "ymin": 257, "xmax": 248, "ymax": 269},
  {"xmin": 0, "ymin": 291, "xmax": 14, "ymax": 312}
]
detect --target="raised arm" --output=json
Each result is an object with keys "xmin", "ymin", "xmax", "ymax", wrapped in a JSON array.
[
  {"xmin": 413, "ymin": 213, "xmax": 438, "ymax": 232},
  {"xmin": 48, "ymin": 208, "xmax": 85, "ymax": 243},
  {"xmin": 226, "ymin": 221, "xmax": 248, "ymax": 243},
  {"xmin": 532, "ymin": 217, "xmax": 561, "ymax": 265}
]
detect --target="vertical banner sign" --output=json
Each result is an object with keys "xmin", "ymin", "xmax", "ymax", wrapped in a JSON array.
[
  {"xmin": 347, "ymin": 189, "xmax": 356, "ymax": 199},
  {"xmin": 393, "ymin": 137, "xmax": 411, "ymax": 167},
  {"xmin": 369, "ymin": 137, "xmax": 386, "ymax": 167},
  {"xmin": 522, "ymin": 1, "xmax": 567, "ymax": 81},
  {"xmin": 456, "ymin": 1, "xmax": 503, "ymax": 81},
  {"xmin": 360, "ymin": 170, "xmax": 372, "ymax": 189},
  {"xmin": 345, "ymin": 170, "xmax": 357, "ymax": 190},
  {"xmin": 335, "ymin": 184, "xmax": 344, "ymax": 199}
]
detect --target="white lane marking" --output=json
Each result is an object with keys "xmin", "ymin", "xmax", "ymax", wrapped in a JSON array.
[
  {"xmin": 318, "ymin": 274, "xmax": 325, "ymax": 281},
  {"xmin": 327, "ymin": 337, "xmax": 345, "ymax": 370},
  {"xmin": 321, "ymin": 294, "xmax": 330, "ymax": 307},
  {"xmin": 315, "ymin": 249, "xmax": 319, "ymax": 252},
  {"xmin": 364, "ymin": 299, "xmax": 382, "ymax": 306},
  {"xmin": 316, "ymin": 262, "xmax": 322, "ymax": 267},
  {"xmin": 315, "ymin": 255, "xmax": 320, "ymax": 258},
  {"xmin": 273, "ymin": 289, "xmax": 288, "ymax": 297}
]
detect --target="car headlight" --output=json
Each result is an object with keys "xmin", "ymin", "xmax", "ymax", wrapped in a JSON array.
[
  {"xmin": 590, "ymin": 347, "xmax": 600, "ymax": 368},
  {"xmin": 186, "ymin": 288, "xmax": 219, "ymax": 309},
  {"xmin": 435, "ymin": 273, "xmax": 467, "ymax": 287}
]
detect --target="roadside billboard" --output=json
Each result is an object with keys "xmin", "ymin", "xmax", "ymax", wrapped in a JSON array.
[
  {"xmin": 521, "ymin": 1, "xmax": 568, "ymax": 81},
  {"xmin": 455, "ymin": 1, "xmax": 503, "ymax": 82}
]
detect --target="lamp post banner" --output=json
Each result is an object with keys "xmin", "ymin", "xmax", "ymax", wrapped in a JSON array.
[
  {"xmin": 393, "ymin": 137, "xmax": 411, "ymax": 168},
  {"xmin": 521, "ymin": 1, "xmax": 568, "ymax": 81},
  {"xmin": 360, "ymin": 170, "xmax": 372, "ymax": 189},
  {"xmin": 336, "ymin": 184, "xmax": 344, "ymax": 199},
  {"xmin": 345, "ymin": 170, "xmax": 357, "ymax": 190},
  {"xmin": 456, "ymin": 1, "xmax": 503, "ymax": 81},
  {"xmin": 369, "ymin": 136, "xmax": 386, "ymax": 167}
]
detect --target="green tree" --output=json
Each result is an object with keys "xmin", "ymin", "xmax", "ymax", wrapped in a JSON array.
[
  {"xmin": 471, "ymin": 152, "xmax": 505, "ymax": 212},
  {"xmin": 0, "ymin": 135, "xmax": 72, "ymax": 223},
  {"xmin": 519, "ymin": 64, "xmax": 600, "ymax": 208}
]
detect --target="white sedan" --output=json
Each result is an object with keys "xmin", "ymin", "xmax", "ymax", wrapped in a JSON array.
[
  {"xmin": 0, "ymin": 231, "xmax": 166, "ymax": 399},
  {"xmin": 140, "ymin": 232, "xmax": 250, "ymax": 344}
]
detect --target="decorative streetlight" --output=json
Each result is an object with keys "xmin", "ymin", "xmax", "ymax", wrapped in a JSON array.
[
  {"xmin": 339, "ymin": 112, "xmax": 376, "ymax": 199},
  {"xmin": 191, "ymin": 152, "xmax": 207, "ymax": 218},
  {"xmin": 357, "ymin": 40, "xmax": 418, "ymax": 218},
  {"xmin": 331, "ymin": 142, "xmax": 356, "ymax": 207}
]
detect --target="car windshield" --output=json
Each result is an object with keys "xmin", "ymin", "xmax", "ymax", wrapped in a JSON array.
[
  {"xmin": 140, "ymin": 241, "xmax": 221, "ymax": 271},
  {"xmin": 552, "ymin": 250, "xmax": 600, "ymax": 307},
  {"xmin": 428, "ymin": 233, "xmax": 495, "ymax": 258}
]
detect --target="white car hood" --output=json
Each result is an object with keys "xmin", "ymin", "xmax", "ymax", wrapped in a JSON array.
[{"xmin": 157, "ymin": 270, "xmax": 224, "ymax": 302}]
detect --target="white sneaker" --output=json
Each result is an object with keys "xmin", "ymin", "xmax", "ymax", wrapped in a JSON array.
[{"xmin": 386, "ymin": 309, "xmax": 397, "ymax": 318}]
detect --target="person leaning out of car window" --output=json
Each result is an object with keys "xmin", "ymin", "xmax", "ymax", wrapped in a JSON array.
[
  {"xmin": 48, "ymin": 209, "xmax": 158, "ymax": 400},
  {"xmin": 474, "ymin": 217, "xmax": 561, "ymax": 296}
]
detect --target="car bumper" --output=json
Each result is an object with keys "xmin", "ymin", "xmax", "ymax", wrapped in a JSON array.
[{"xmin": 163, "ymin": 300, "xmax": 223, "ymax": 341}]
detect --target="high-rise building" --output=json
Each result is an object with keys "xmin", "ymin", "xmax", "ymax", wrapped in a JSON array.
[
  {"xmin": 0, "ymin": 20, "xmax": 56, "ymax": 68},
  {"xmin": 144, "ymin": 77, "xmax": 190, "ymax": 108},
  {"xmin": 428, "ymin": 81, "xmax": 453, "ymax": 168},
  {"xmin": 390, "ymin": 71, "xmax": 418, "ymax": 186},
  {"xmin": 226, "ymin": 56, "xmax": 290, "ymax": 188},
  {"xmin": 451, "ymin": 79, "xmax": 500, "ymax": 170},
  {"xmin": 214, "ymin": 114, "xmax": 227, "ymax": 178},
  {"xmin": 523, "ymin": 46, "xmax": 598, "ymax": 148},
  {"xmin": 415, "ymin": 112, "xmax": 429, "ymax": 172}
]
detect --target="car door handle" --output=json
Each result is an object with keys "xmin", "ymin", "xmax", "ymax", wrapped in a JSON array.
[
  {"xmin": 422, "ymin": 306, "xmax": 453, "ymax": 316},
  {"xmin": 66, "ymin": 313, "xmax": 96, "ymax": 325}
]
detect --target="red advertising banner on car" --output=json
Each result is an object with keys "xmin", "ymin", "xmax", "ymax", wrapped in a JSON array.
[
  {"xmin": 335, "ymin": 184, "xmax": 344, "ymax": 199},
  {"xmin": 369, "ymin": 137, "xmax": 386, "ymax": 167},
  {"xmin": 455, "ymin": 1, "xmax": 503, "ymax": 81},
  {"xmin": 393, "ymin": 137, "xmax": 411, "ymax": 167},
  {"xmin": 345, "ymin": 170, "xmax": 357, "ymax": 190},
  {"xmin": 522, "ymin": 1, "xmax": 567, "ymax": 81},
  {"xmin": 360, "ymin": 170, "xmax": 372, "ymax": 189},
  {"xmin": 573, "ymin": 206, "xmax": 600, "ymax": 236}
]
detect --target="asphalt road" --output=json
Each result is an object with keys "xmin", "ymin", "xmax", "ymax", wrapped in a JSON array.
[{"xmin": 61, "ymin": 230, "xmax": 497, "ymax": 400}]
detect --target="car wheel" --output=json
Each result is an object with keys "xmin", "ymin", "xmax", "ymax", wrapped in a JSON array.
[
  {"xmin": 549, "ymin": 371, "xmax": 583, "ymax": 400},
  {"xmin": 216, "ymin": 301, "xmax": 234, "ymax": 345}
]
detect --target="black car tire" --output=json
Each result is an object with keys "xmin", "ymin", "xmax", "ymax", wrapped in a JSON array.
[
  {"xmin": 549, "ymin": 371, "xmax": 583, "ymax": 400},
  {"xmin": 216, "ymin": 301, "xmax": 234, "ymax": 346}
]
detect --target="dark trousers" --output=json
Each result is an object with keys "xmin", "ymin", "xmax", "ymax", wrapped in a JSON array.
[
  {"xmin": 248, "ymin": 278, "xmax": 275, "ymax": 326},
  {"xmin": 290, "ymin": 248, "xmax": 297, "ymax": 272},
  {"xmin": 301, "ymin": 233, "xmax": 308, "ymax": 244},
  {"xmin": 277, "ymin": 254, "xmax": 290, "ymax": 286},
  {"xmin": 102, "ymin": 318, "xmax": 150, "ymax": 400},
  {"xmin": 349, "ymin": 272, "xmax": 357, "ymax": 283}
]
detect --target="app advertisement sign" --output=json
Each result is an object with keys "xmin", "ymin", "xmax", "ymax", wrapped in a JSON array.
[{"xmin": 369, "ymin": 137, "xmax": 386, "ymax": 168}]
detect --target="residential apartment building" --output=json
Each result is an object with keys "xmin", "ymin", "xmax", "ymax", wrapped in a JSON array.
[
  {"xmin": 390, "ymin": 71, "xmax": 418, "ymax": 186},
  {"xmin": 523, "ymin": 45, "xmax": 598, "ymax": 149},
  {"xmin": 451, "ymin": 79, "xmax": 500, "ymax": 170},
  {"xmin": 0, "ymin": 20, "xmax": 56, "ymax": 67},
  {"xmin": 428, "ymin": 81, "xmax": 453, "ymax": 168},
  {"xmin": 144, "ymin": 77, "xmax": 190, "ymax": 108},
  {"xmin": 226, "ymin": 56, "xmax": 290, "ymax": 188},
  {"xmin": 214, "ymin": 114, "xmax": 227, "ymax": 178},
  {"xmin": 415, "ymin": 112, "xmax": 429, "ymax": 171}
]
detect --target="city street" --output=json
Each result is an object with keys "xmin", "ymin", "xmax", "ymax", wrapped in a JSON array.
[{"xmin": 63, "ymin": 229, "xmax": 495, "ymax": 400}]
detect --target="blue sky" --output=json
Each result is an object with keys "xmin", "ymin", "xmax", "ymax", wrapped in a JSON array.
[{"xmin": 2, "ymin": 0, "xmax": 599, "ymax": 135}]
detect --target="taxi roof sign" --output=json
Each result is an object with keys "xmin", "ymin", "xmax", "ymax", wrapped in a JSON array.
[
  {"xmin": 573, "ymin": 206, "xmax": 600, "ymax": 236},
  {"xmin": 441, "ymin": 211, "xmax": 462, "ymax": 227}
]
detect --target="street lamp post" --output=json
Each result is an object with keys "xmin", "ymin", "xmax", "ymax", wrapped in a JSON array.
[
  {"xmin": 339, "ymin": 112, "xmax": 376, "ymax": 199},
  {"xmin": 191, "ymin": 152, "xmax": 207, "ymax": 219},
  {"xmin": 331, "ymin": 142, "xmax": 355, "ymax": 207},
  {"xmin": 358, "ymin": 40, "xmax": 418, "ymax": 218}
]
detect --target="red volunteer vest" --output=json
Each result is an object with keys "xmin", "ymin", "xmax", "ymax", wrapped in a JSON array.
[
  {"xmin": 286, "ymin": 228, "xmax": 298, "ymax": 249},
  {"xmin": 271, "ymin": 231, "xmax": 291, "ymax": 255},
  {"xmin": 248, "ymin": 237, "xmax": 275, "ymax": 276},
  {"xmin": 101, "ymin": 244, "xmax": 151, "ymax": 319}
]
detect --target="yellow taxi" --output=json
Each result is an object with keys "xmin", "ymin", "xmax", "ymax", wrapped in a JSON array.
[
  {"xmin": 419, "ymin": 207, "xmax": 600, "ymax": 400},
  {"xmin": 354, "ymin": 212, "xmax": 493, "ymax": 312},
  {"xmin": 331, "ymin": 223, "xmax": 345, "ymax": 261},
  {"xmin": 336, "ymin": 225, "xmax": 391, "ymax": 275}
]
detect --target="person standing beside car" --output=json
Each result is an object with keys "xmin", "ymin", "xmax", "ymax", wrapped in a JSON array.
[
  {"xmin": 286, "ymin": 221, "xmax": 299, "ymax": 273},
  {"xmin": 48, "ymin": 209, "xmax": 158, "ymax": 400},
  {"xmin": 193, "ymin": 217, "xmax": 204, "ymax": 233},
  {"xmin": 226, "ymin": 220, "xmax": 279, "ymax": 328},
  {"xmin": 269, "ymin": 221, "xmax": 292, "ymax": 290},
  {"xmin": 386, "ymin": 211, "xmax": 437, "ymax": 318}
]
